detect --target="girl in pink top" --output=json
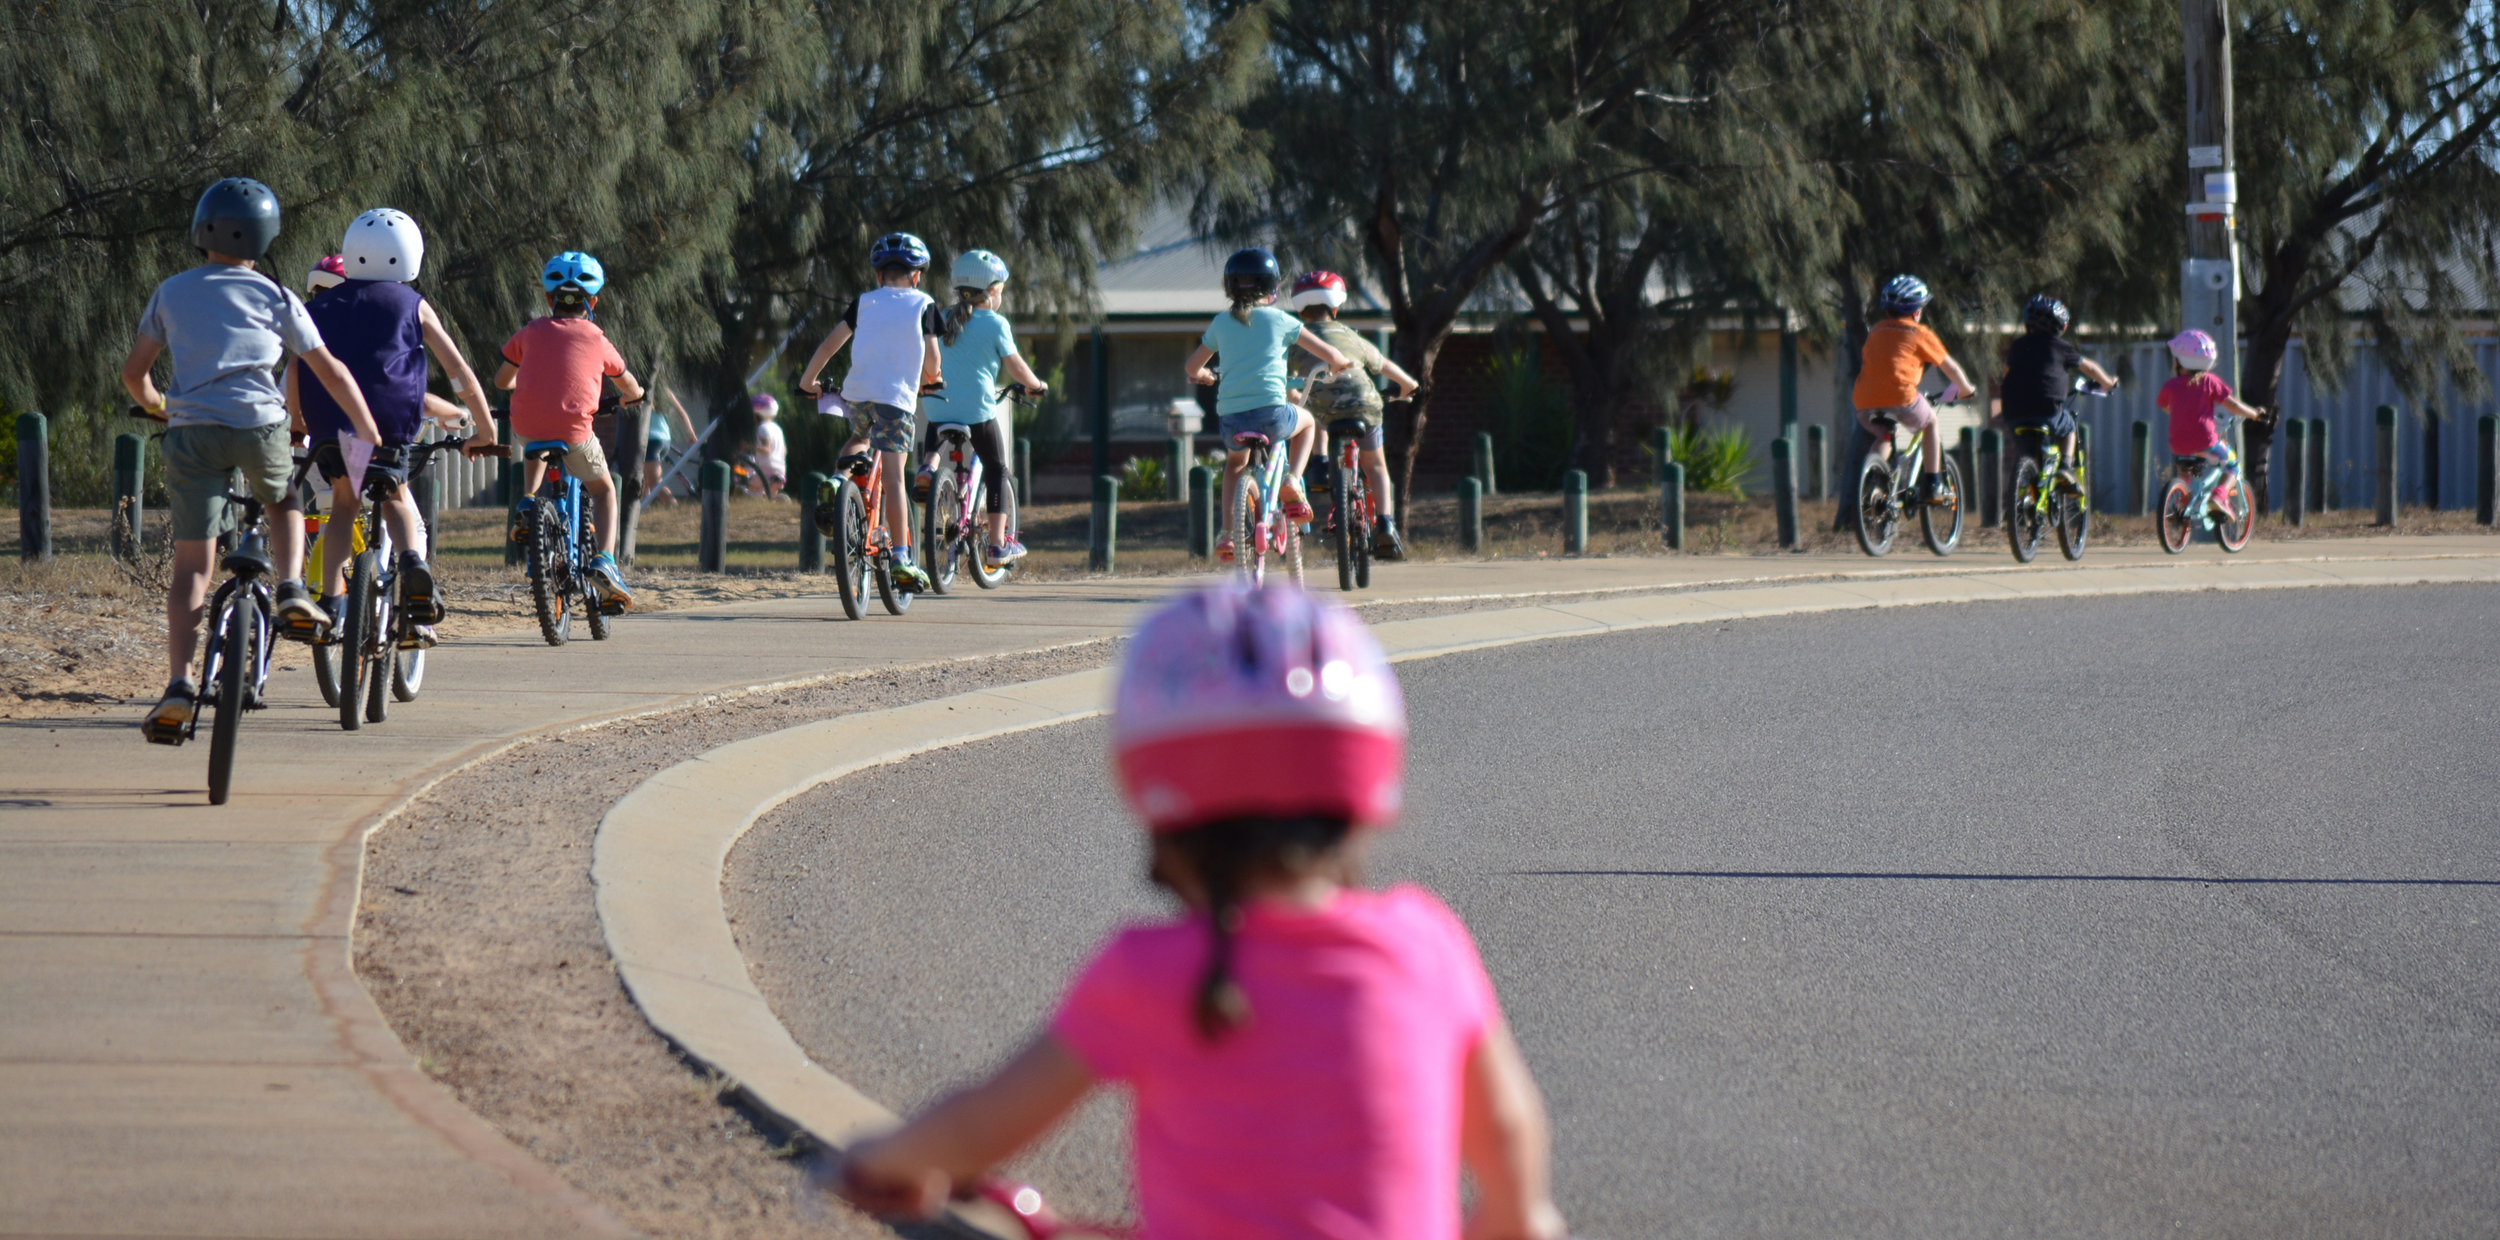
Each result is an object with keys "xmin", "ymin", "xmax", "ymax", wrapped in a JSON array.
[
  {"xmin": 834, "ymin": 584, "xmax": 1566, "ymax": 1240},
  {"xmin": 2158, "ymin": 329, "xmax": 2271, "ymax": 458}
]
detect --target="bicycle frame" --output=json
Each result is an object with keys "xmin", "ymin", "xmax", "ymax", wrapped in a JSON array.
[
  {"xmin": 1236, "ymin": 434, "xmax": 1291, "ymax": 553},
  {"xmin": 2179, "ymin": 441, "xmax": 2242, "ymax": 523}
]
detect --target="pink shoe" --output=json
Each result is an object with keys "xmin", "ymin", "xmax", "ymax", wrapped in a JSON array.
[{"xmin": 1216, "ymin": 538, "xmax": 1236, "ymax": 563}]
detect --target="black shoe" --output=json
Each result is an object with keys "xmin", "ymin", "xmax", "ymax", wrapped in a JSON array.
[
  {"xmin": 273, "ymin": 580, "xmax": 330, "ymax": 642},
  {"xmin": 1373, "ymin": 522, "xmax": 1407, "ymax": 562},
  {"xmin": 1917, "ymin": 474, "xmax": 1947, "ymax": 506},
  {"xmin": 142, "ymin": 679, "xmax": 197, "ymax": 746},
  {"xmin": 835, "ymin": 452, "xmax": 874, "ymax": 479},
  {"xmin": 398, "ymin": 553, "xmax": 443, "ymax": 625}
]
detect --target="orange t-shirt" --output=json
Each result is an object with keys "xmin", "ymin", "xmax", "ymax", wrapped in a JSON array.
[
  {"xmin": 501, "ymin": 316, "xmax": 626, "ymax": 443},
  {"xmin": 1852, "ymin": 317, "xmax": 1950, "ymax": 410}
]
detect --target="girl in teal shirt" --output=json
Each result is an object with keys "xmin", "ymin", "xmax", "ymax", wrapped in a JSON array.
[
  {"xmin": 1182, "ymin": 248, "xmax": 1351, "ymax": 558},
  {"xmin": 922, "ymin": 248, "xmax": 1049, "ymax": 562}
]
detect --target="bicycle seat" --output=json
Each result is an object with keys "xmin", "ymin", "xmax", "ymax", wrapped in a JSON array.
[
  {"xmin": 521, "ymin": 440, "xmax": 572, "ymax": 462},
  {"xmin": 930, "ymin": 423, "xmax": 971, "ymax": 443},
  {"xmin": 1867, "ymin": 415, "xmax": 1899, "ymax": 434},
  {"xmin": 1327, "ymin": 417, "xmax": 1371, "ymax": 438},
  {"xmin": 1230, "ymin": 432, "xmax": 1273, "ymax": 448}
]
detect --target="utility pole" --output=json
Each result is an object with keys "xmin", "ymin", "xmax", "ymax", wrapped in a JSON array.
[{"xmin": 2183, "ymin": 1, "xmax": 2248, "ymax": 478}]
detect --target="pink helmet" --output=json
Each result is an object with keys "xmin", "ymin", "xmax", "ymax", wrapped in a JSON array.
[
  {"xmin": 1289, "ymin": 270, "xmax": 1348, "ymax": 311},
  {"xmin": 750, "ymin": 392, "xmax": 781, "ymax": 417},
  {"xmin": 2168, "ymin": 329, "xmax": 2218, "ymax": 371},
  {"xmin": 1113, "ymin": 584, "xmax": 1406, "ymax": 833},
  {"xmin": 306, "ymin": 254, "xmax": 347, "ymax": 294}
]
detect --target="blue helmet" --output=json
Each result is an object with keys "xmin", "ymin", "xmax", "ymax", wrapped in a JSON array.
[
  {"xmin": 870, "ymin": 232, "xmax": 931, "ymax": 270},
  {"xmin": 542, "ymin": 251, "xmax": 605, "ymax": 296},
  {"xmin": 2023, "ymin": 293, "xmax": 2070, "ymax": 335},
  {"xmin": 1879, "ymin": 274, "xmax": 1931, "ymax": 316}
]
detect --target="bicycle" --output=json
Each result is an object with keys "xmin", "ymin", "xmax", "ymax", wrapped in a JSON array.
[
  {"xmin": 516, "ymin": 428, "xmax": 625, "ymax": 647},
  {"xmin": 303, "ymin": 502, "xmax": 364, "ymax": 710},
  {"xmin": 332, "ymin": 437, "xmax": 469, "ymax": 729},
  {"xmin": 1225, "ymin": 426, "xmax": 1306, "ymax": 587},
  {"xmin": 1294, "ymin": 364, "xmax": 1378, "ymax": 593},
  {"xmin": 129, "ymin": 407, "xmax": 311, "ymax": 805},
  {"xmin": 2157, "ymin": 433, "xmax": 2255, "ymax": 554},
  {"xmin": 1854, "ymin": 393, "xmax": 1967, "ymax": 557},
  {"xmin": 917, "ymin": 384, "xmax": 1029, "ymax": 594},
  {"xmin": 2004, "ymin": 375, "xmax": 2105, "ymax": 563},
  {"xmin": 813, "ymin": 391, "xmax": 922, "ymax": 620}
]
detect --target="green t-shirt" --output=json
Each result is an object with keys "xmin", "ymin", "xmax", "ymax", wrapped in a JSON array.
[
  {"xmin": 1200, "ymin": 306, "xmax": 1303, "ymax": 415},
  {"xmin": 924, "ymin": 307, "xmax": 1019, "ymax": 425},
  {"xmin": 1296, "ymin": 319, "xmax": 1389, "ymax": 418}
]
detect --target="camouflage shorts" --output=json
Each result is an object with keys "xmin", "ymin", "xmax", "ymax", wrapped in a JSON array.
[{"xmin": 846, "ymin": 400, "xmax": 916, "ymax": 455}]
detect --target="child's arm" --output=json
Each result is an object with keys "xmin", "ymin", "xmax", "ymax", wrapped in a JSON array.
[
  {"xmin": 1382, "ymin": 358, "xmax": 1421, "ymax": 400},
  {"xmin": 302, "ymin": 346, "xmax": 382, "ymax": 445},
  {"xmin": 2221, "ymin": 392, "xmax": 2270, "ymax": 422},
  {"xmin": 1937, "ymin": 356, "xmax": 1976, "ymax": 403},
  {"xmin": 1002, "ymin": 353, "xmax": 1049, "ymax": 394},
  {"xmin": 608, "ymin": 368, "xmax": 647, "ymax": 405},
  {"xmin": 1295, "ymin": 332, "xmax": 1355, "ymax": 373},
  {"xmin": 922, "ymin": 334, "xmax": 944, "ymax": 390},
  {"xmin": 2077, "ymin": 358, "xmax": 2119, "ymax": 390},
  {"xmin": 1459, "ymin": 1017, "xmax": 1568, "ymax": 1240},
  {"xmin": 1184, "ymin": 345, "xmax": 1218, "ymax": 387},
  {"xmin": 284, "ymin": 364, "xmax": 306, "ymax": 437},
  {"xmin": 493, "ymin": 361, "xmax": 520, "ymax": 392},
  {"xmin": 664, "ymin": 387, "xmax": 699, "ymax": 441},
  {"xmin": 417, "ymin": 301, "xmax": 494, "ymax": 431},
  {"xmin": 120, "ymin": 336, "xmax": 166, "ymax": 412},
  {"xmin": 798, "ymin": 324, "xmax": 853, "ymax": 396},
  {"xmin": 836, "ymin": 1034, "xmax": 1094, "ymax": 1219}
]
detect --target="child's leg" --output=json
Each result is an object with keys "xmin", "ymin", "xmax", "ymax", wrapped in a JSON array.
[
  {"xmin": 1360, "ymin": 441, "xmax": 1394, "ymax": 515},
  {"xmin": 520, "ymin": 459, "xmax": 548, "ymax": 498},
  {"xmin": 382, "ymin": 484, "xmax": 426, "ymax": 559},
  {"xmin": 583, "ymin": 473, "xmax": 619, "ymax": 556},
  {"xmin": 322, "ymin": 478, "xmax": 360, "ymax": 595},
  {"xmin": 1219, "ymin": 449, "xmax": 1249, "ymax": 534},
  {"xmin": 166, "ymin": 541, "xmax": 216, "ymax": 682},
  {"xmin": 880, "ymin": 450, "xmax": 911, "ymax": 547},
  {"xmin": 1286, "ymin": 409, "xmax": 1317, "ymax": 482},
  {"xmin": 1919, "ymin": 427, "xmax": 1944, "ymax": 475}
]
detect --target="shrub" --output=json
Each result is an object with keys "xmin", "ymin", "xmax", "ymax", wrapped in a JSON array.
[
  {"xmin": 1669, "ymin": 423, "xmax": 1757, "ymax": 498},
  {"xmin": 1118, "ymin": 453, "xmax": 1167, "ymax": 501}
]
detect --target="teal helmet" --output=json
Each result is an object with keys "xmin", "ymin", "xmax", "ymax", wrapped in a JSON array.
[{"xmin": 542, "ymin": 251, "xmax": 606, "ymax": 295}]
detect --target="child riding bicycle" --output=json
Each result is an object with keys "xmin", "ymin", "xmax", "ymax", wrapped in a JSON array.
[
  {"xmin": 1995, "ymin": 294, "xmax": 2117, "ymax": 487},
  {"xmin": 1182, "ymin": 248, "xmax": 1354, "ymax": 561},
  {"xmin": 797, "ymin": 232, "xmax": 946, "ymax": 592},
  {"xmin": 742, "ymin": 393, "xmax": 788, "ymax": 500},
  {"xmin": 1854, "ymin": 274, "xmax": 1977, "ymax": 504},
  {"xmin": 495, "ymin": 250, "xmax": 643, "ymax": 611},
  {"xmin": 1289, "ymin": 269, "xmax": 1418, "ymax": 560},
  {"xmin": 288, "ymin": 211, "xmax": 497, "ymax": 647},
  {"xmin": 2158, "ymin": 328, "xmax": 2271, "ymax": 514},
  {"xmin": 919, "ymin": 247, "xmax": 1047, "ymax": 564},
  {"xmin": 120, "ymin": 178, "xmax": 383, "ymax": 743},
  {"xmin": 829, "ymin": 583, "xmax": 1567, "ymax": 1240}
]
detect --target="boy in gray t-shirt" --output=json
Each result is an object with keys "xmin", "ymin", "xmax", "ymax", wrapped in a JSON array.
[{"xmin": 120, "ymin": 177, "xmax": 380, "ymax": 745}]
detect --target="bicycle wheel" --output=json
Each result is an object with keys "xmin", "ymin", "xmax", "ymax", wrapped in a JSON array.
[
  {"xmin": 874, "ymin": 556, "xmax": 913, "ymax": 615},
  {"xmin": 923, "ymin": 473, "xmax": 960, "ymax": 594},
  {"xmin": 528, "ymin": 501, "xmax": 570, "ymax": 645},
  {"xmin": 311, "ymin": 638, "xmax": 340, "ymax": 709},
  {"xmin": 391, "ymin": 647, "xmax": 424, "ymax": 701},
  {"xmin": 2157, "ymin": 478, "xmax": 2194, "ymax": 553},
  {"xmin": 1854, "ymin": 455, "xmax": 1899, "ymax": 556},
  {"xmin": 2006, "ymin": 457, "xmax": 2045, "ymax": 562},
  {"xmin": 969, "ymin": 477, "xmax": 1013, "ymax": 589},
  {"xmin": 1284, "ymin": 511, "xmax": 1304, "ymax": 587},
  {"xmin": 2215, "ymin": 474, "xmax": 2255, "ymax": 552},
  {"xmin": 2055, "ymin": 483, "xmax": 2090, "ymax": 561},
  {"xmin": 338, "ymin": 552, "xmax": 375, "ymax": 730},
  {"xmin": 362, "ymin": 568, "xmax": 391, "ymax": 725},
  {"xmin": 1331, "ymin": 463, "xmax": 1355, "ymax": 592},
  {"xmin": 1234, "ymin": 469, "xmax": 1264, "ymax": 586},
  {"xmin": 826, "ymin": 477, "xmax": 868, "ymax": 620},
  {"xmin": 206, "ymin": 597, "xmax": 254, "ymax": 805},
  {"xmin": 579, "ymin": 518, "xmax": 610, "ymax": 641},
  {"xmin": 1921, "ymin": 452, "xmax": 1965, "ymax": 556},
  {"xmin": 1353, "ymin": 488, "xmax": 1373, "ymax": 589}
]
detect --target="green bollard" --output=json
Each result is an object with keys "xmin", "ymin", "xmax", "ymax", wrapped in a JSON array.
[
  {"xmin": 1804, "ymin": 425, "xmax": 1826, "ymax": 502},
  {"xmin": 2283, "ymin": 420, "xmax": 2307, "ymax": 528},
  {"xmin": 1457, "ymin": 476, "xmax": 1483, "ymax": 553},
  {"xmin": 17, "ymin": 412, "xmax": 50, "ymax": 562},
  {"xmin": 2129, "ymin": 419, "xmax": 2152, "ymax": 516},
  {"xmin": 1089, "ymin": 473, "xmax": 1118, "ymax": 572},
  {"xmin": 798, "ymin": 470, "xmax": 828, "ymax": 571},
  {"xmin": 1771, "ymin": 436, "xmax": 1799, "ymax": 549},
  {"xmin": 1168, "ymin": 437, "xmax": 1190, "ymax": 502},
  {"xmin": 2375, "ymin": 404, "xmax": 2398, "ymax": 526},
  {"xmin": 1976, "ymin": 428, "xmax": 2001, "ymax": 529},
  {"xmin": 2308, "ymin": 417, "xmax": 2330, "ymax": 511},
  {"xmin": 1952, "ymin": 426, "xmax": 1977, "ymax": 513},
  {"xmin": 1662, "ymin": 461, "xmax": 1685, "ymax": 550},
  {"xmin": 2478, "ymin": 415, "xmax": 2496, "ymax": 527},
  {"xmin": 1562, "ymin": 469, "xmax": 1588, "ymax": 555},
  {"xmin": 113, "ymin": 431, "xmax": 145, "ymax": 560},
  {"xmin": 699, "ymin": 460, "xmax": 730, "ymax": 571},
  {"xmin": 1653, "ymin": 425, "xmax": 1673, "ymax": 486},
  {"xmin": 498, "ymin": 414, "xmax": 521, "ymax": 567},
  {"xmin": 1473, "ymin": 431, "xmax": 1497, "ymax": 496},
  {"xmin": 1187, "ymin": 464, "xmax": 1213, "ymax": 559}
]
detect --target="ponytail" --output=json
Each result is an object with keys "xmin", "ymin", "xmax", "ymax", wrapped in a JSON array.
[
  {"xmin": 941, "ymin": 286, "xmax": 987, "ymax": 347},
  {"xmin": 1228, "ymin": 293, "xmax": 1260, "ymax": 326},
  {"xmin": 1155, "ymin": 816, "xmax": 1355, "ymax": 1041}
]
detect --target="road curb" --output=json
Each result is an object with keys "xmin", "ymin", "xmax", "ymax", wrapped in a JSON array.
[{"xmin": 591, "ymin": 551, "xmax": 2500, "ymax": 1193}]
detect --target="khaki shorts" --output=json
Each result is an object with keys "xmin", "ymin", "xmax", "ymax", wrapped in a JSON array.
[
  {"xmin": 846, "ymin": 400, "xmax": 916, "ymax": 455},
  {"xmin": 521, "ymin": 433, "xmax": 610, "ymax": 486},
  {"xmin": 164, "ymin": 422, "xmax": 295, "ymax": 542}
]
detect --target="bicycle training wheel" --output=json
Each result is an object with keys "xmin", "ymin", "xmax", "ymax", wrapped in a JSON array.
[
  {"xmin": 1332, "ymin": 463, "xmax": 1356, "ymax": 592},
  {"xmin": 339, "ymin": 552, "xmax": 376, "ymax": 730},
  {"xmin": 1854, "ymin": 455, "xmax": 1899, "ymax": 557},
  {"xmin": 969, "ymin": 477, "xmax": 1013, "ymax": 589},
  {"xmin": 1921, "ymin": 453, "xmax": 1965, "ymax": 556},
  {"xmin": 2006, "ymin": 457, "xmax": 2045, "ymax": 562},
  {"xmin": 311, "ymin": 637, "xmax": 340, "ymax": 709},
  {"xmin": 2157, "ymin": 479, "xmax": 2194, "ymax": 553},
  {"xmin": 528, "ymin": 502, "xmax": 570, "ymax": 645},
  {"xmin": 2055, "ymin": 484, "xmax": 2090, "ymax": 561},
  {"xmin": 825, "ymin": 477, "xmax": 869, "ymax": 621},
  {"xmin": 923, "ymin": 472, "xmax": 960, "ymax": 594},
  {"xmin": 206, "ymin": 598, "xmax": 254, "ymax": 806},
  {"xmin": 2215, "ymin": 474, "xmax": 2255, "ymax": 552}
]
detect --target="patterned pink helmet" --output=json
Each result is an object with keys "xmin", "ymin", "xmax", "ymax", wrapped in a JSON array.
[
  {"xmin": 750, "ymin": 392, "xmax": 781, "ymax": 417},
  {"xmin": 2168, "ymin": 329, "xmax": 2219, "ymax": 371},
  {"xmin": 306, "ymin": 254, "xmax": 347, "ymax": 294},
  {"xmin": 1113, "ymin": 584, "xmax": 1406, "ymax": 833}
]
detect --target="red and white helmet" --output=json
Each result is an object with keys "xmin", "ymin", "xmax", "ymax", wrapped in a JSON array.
[
  {"xmin": 2168, "ymin": 329, "xmax": 2219, "ymax": 371},
  {"xmin": 1113, "ymin": 583, "xmax": 1406, "ymax": 833},
  {"xmin": 1289, "ymin": 270, "xmax": 1348, "ymax": 311},
  {"xmin": 306, "ymin": 254, "xmax": 347, "ymax": 294}
]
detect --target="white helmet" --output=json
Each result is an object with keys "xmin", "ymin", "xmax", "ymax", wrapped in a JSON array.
[
  {"xmin": 950, "ymin": 248, "xmax": 1011, "ymax": 289},
  {"xmin": 343, "ymin": 208, "xmax": 424, "ymax": 282}
]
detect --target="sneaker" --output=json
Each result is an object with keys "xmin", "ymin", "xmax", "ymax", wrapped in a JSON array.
[
  {"xmin": 2053, "ymin": 467, "xmax": 2081, "ymax": 492},
  {"xmin": 398, "ymin": 553, "xmax": 443, "ymax": 625},
  {"xmin": 508, "ymin": 497, "xmax": 535, "ymax": 543},
  {"xmin": 889, "ymin": 558, "xmax": 932, "ymax": 592},
  {"xmin": 587, "ymin": 554, "xmax": 634, "ymax": 613},
  {"xmin": 142, "ymin": 679, "xmax": 197, "ymax": 746},
  {"xmin": 1917, "ymin": 473, "xmax": 1947, "ymax": 506},
  {"xmin": 911, "ymin": 469, "xmax": 936, "ymax": 502},
  {"xmin": 989, "ymin": 537, "xmax": 1028, "ymax": 564},
  {"xmin": 1280, "ymin": 482, "xmax": 1314, "ymax": 523},
  {"xmin": 273, "ymin": 580, "xmax": 331, "ymax": 642},
  {"xmin": 319, "ymin": 595, "xmax": 344, "ymax": 636},
  {"xmin": 1373, "ymin": 521, "xmax": 1407, "ymax": 562},
  {"xmin": 1216, "ymin": 537, "xmax": 1237, "ymax": 563},
  {"xmin": 835, "ymin": 452, "xmax": 874, "ymax": 479},
  {"xmin": 398, "ymin": 624, "xmax": 438, "ymax": 651}
]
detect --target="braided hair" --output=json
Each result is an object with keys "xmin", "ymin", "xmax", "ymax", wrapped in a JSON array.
[
  {"xmin": 1153, "ymin": 815, "xmax": 1355, "ymax": 1039},
  {"xmin": 941, "ymin": 285, "xmax": 990, "ymax": 347}
]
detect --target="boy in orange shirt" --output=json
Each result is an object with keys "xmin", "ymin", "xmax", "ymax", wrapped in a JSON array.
[
  {"xmin": 494, "ymin": 250, "xmax": 645, "ymax": 609},
  {"xmin": 1853, "ymin": 274, "xmax": 1976, "ymax": 504}
]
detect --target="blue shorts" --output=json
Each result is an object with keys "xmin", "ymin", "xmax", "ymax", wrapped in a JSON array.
[{"xmin": 1219, "ymin": 404, "xmax": 1297, "ymax": 448}]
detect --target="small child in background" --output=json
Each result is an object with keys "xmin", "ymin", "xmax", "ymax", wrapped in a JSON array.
[
  {"xmin": 2158, "ymin": 328, "xmax": 2270, "ymax": 469},
  {"xmin": 745, "ymin": 393, "xmax": 788, "ymax": 500},
  {"xmin": 829, "ymin": 584, "xmax": 1567, "ymax": 1240}
]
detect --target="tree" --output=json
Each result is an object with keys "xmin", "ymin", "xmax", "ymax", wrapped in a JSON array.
[{"xmin": 2225, "ymin": 1, "xmax": 2500, "ymax": 513}]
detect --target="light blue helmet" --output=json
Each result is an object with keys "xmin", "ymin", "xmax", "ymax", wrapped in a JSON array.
[
  {"xmin": 869, "ymin": 232, "xmax": 931, "ymax": 270},
  {"xmin": 951, "ymin": 248, "xmax": 1010, "ymax": 288},
  {"xmin": 1879, "ymin": 274, "xmax": 1931, "ymax": 316},
  {"xmin": 542, "ymin": 251, "xmax": 606, "ymax": 296}
]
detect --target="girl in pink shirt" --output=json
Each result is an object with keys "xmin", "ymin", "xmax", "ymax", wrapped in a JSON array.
[{"xmin": 833, "ymin": 584, "xmax": 1566, "ymax": 1240}]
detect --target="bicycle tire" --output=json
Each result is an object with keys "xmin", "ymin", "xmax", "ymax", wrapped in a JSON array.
[
  {"xmin": 362, "ymin": 558, "xmax": 392, "ymax": 724},
  {"xmin": 2215, "ymin": 474, "xmax": 2254, "ymax": 552},
  {"xmin": 339, "ymin": 552, "xmax": 375, "ymax": 730},
  {"xmin": 1332, "ymin": 463, "xmax": 1355, "ymax": 591},
  {"xmin": 206, "ymin": 597, "xmax": 253, "ymax": 805},
  {"xmin": 1921, "ymin": 452, "xmax": 1965, "ymax": 556},
  {"xmin": 1235, "ymin": 464, "xmax": 1263, "ymax": 586},
  {"xmin": 1285, "ymin": 511, "xmax": 1304, "ymax": 587},
  {"xmin": 827, "ymin": 477, "xmax": 868, "ymax": 621},
  {"xmin": 1854, "ymin": 455, "xmax": 1899, "ymax": 556},
  {"xmin": 2056, "ymin": 483, "xmax": 2090, "ymax": 561},
  {"xmin": 311, "ymin": 638, "xmax": 340, "ymax": 709},
  {"xmin": 363, "ymin": 618, "xmax": 389, "ymax": 723},
  {"xmin": 528, "ymin": 501, "xmax": 570, "ymax": 645},
  {"xmin": 969, "ymin": 476, "xmax": 1013, "ymax": 589},
  {"xmin": 924, "ymin": 473, "xmax": 960, "ymax": 594},
  {"xmin": 2157, "ymin": 478, "xmax": 2194, "ymax": 553},
  {"xmin": 391, "ymin": 647, "xmax": 424, "ymax": 701},
  {"xmin": 1353, "ymin": 486, "xmax": 1373, "ymax": 589},
  {"xmin": 874, "ymin": 556, "xmax": 913, "ymax": 614},
  {"xmin": 2007, "ymin": 456, "xmax": 2045, "ymax": 562},
  {"xmin": 579, "ymin": 516, "xmax": 610, "ymax": 641}
]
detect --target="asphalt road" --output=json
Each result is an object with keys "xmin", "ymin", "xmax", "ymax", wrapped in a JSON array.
[{"xmin": 728, "ymin": 585, "xmax": 2500, "ymax": 1238}]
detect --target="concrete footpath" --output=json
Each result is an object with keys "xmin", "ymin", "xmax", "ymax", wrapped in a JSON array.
[{"xmin": 2, "ymin": 537, "xmax": 2492, "ymax": 1238}]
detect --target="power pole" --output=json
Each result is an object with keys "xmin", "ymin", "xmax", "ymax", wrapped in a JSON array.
[{"xmin": 2183, "ymin": 0, "xmax": 2247, "ymax": 462}]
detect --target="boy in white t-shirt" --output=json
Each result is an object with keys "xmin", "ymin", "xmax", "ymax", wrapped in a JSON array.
[{"xmin": 798, "ymin": 232, "xmax": 944, "ymax": 591}]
